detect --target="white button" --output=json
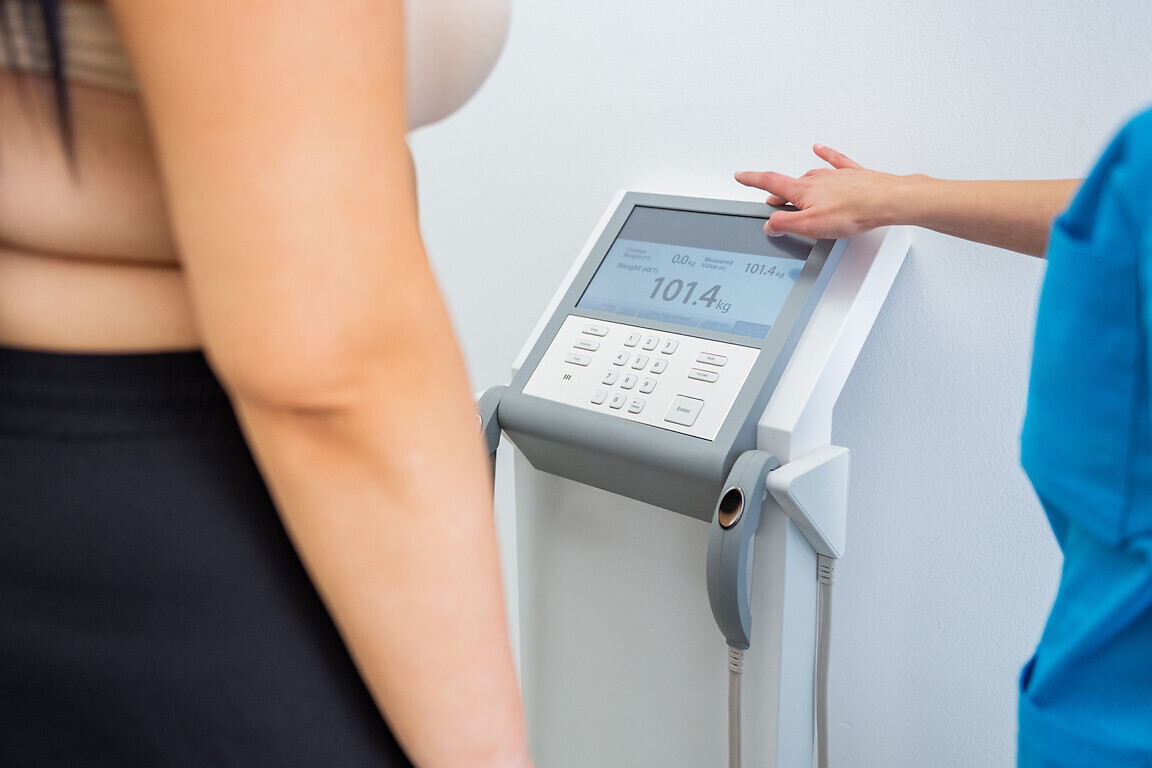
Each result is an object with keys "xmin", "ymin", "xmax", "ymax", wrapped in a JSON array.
[
  {"xmin": 642, "ymin": 336, "xmax": 660, "ymax": 351},
  {"xmin": 609, "ymin": 393, "xmax": 628, "ymax": 410},
  {"xmin": 687, "ymin": 368, "xmax": 719, "ymax": 383},
  {"xmin": 624, "ymin": 333, "xmax": 641, "ymax": 347},
  {"xmin": 697, "ymin": 353, "xmax": 728, "ymax": 367},
  {"xmin": 565, "ymin": 354, "xmax": 592, "ymax": 367},
  {"xmin": 630, "ymin": 355, "xmax": 649, "ymax": 370},
  {"xmin": 627, "ymin": 399, "xmax": 646, "ymax": 415},
  {"xmin": 584, "ymin": 324, "xmax": 609, "ymax": 337},
  {"xmin": 665, "ymin": 395, "xmax": 704, "ymax": 427},
  {"xmin": 650, "ymin": 359, "xmax": 669, "ymax": 374},
  {"xmin": 574, "ymin": 339, "xmax": 601, "ymax": 352},
  {"xmin": 661, "ymin": 339, "xmax": 679, "ymax": 355},
  {"xmin": 602, "ymin": 371, "xmax": 619, "ymax": 386},
  {"xmin": 620, "ymin": 374, "xmax": 637, "ymax": 390},
  {"xmin": 639, "ymin": 378, "xmax": 657, "ymax": 394},
  {"xmin": 576, "ymin": 338, "xmax": 603, "ymax": 354},
  {"xmin": 613, "ymin": 352, "xmax": 630, "ymax": 367},
  {"xmin": 591, "ymin": 389, "xmax": 609, "ymax": 405}
]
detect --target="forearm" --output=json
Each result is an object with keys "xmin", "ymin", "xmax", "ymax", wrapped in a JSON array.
[
  {"xmin": 891, "ymin": 176, "xmax": 1081, "ymax": 257},
  {"xmin": 231, "ymin": 339, "xmax": 529, "ymax": 768}
]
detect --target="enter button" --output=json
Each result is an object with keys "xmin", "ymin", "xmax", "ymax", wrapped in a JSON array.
[{"xmin": 665, "ymin": 395, "xmax": 704, "ymax": 427}]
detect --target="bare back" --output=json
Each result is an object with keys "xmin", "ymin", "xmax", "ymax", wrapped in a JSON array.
[{"xmin": 0, "ymin": 68, "xmax": 197, "ymax": 352}]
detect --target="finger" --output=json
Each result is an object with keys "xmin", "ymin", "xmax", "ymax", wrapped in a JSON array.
[
  {"xmin": 765, "ymin": 194, "xmax": 789, "ymax": 206},
  {"xmin": 765, "ymin": 208, "xmax": 828, "ymax": 239},
  {"xmin": 812, "ymin": 143, "xmax": 863, "ymax": 170},
  {"xmin": 764, "ymin": 209, "xmax": 804, "ymax": 237},
  {"xmin": 735, "ymin": 170, "xmax": 800, "ymax": 201}
]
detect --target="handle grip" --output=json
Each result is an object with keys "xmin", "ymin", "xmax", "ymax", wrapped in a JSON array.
[{"xmin": 706, "ymin": 450, "xmax": 781, "ymax": 650}]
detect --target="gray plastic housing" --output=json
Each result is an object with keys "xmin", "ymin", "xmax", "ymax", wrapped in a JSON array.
[
  {"xmin": 497, "ymin": 193, "xmax": 845, "ymax": 522},
  {"xmin": 477, "ymin": 385, "xmax": 506, "ymax": 478},
  {"xmin": 706, "ymin": 450, "xmax": 781, "ymax": 649}
]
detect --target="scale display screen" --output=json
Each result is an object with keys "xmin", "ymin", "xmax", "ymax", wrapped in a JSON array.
[{"xmin": 575, "ymin": 206, "xmax": 815, "ymax": 339}]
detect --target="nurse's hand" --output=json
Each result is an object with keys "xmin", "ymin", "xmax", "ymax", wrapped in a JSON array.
[
  {"xmin": 737, "ymin": 145, "xmax": 1080, "ymax": 257},
  {"xmin": 736, "ymin": 144, "xmax": 903, "ymax": 239}
]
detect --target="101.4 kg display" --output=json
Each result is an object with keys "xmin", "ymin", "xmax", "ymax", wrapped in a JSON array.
[{"xmin": 575, "ymin": 206, "xmax": 811, "ymax": 340}]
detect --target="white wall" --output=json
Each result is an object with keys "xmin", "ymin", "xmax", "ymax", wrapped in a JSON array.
[{"xmin": 409, "ymin": 1, "xmax": 1152, "ymax": 765}]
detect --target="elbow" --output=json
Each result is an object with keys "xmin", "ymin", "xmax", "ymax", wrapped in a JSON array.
[
  {"xmin": 208, "ymin": 341, "xmax": 376, "ymax": 417},
  {"xmin": 192, "ymin": 247, "xmax": 464, "ymax": 416},
  {"xmin": 204, "ymin": 314, "xmax": 451, "ymax": 417}
]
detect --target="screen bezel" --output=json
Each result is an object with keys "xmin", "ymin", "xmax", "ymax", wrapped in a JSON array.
[{"xmin": 554, "ymin": 195, "xmax": 835, "ymax": 357}]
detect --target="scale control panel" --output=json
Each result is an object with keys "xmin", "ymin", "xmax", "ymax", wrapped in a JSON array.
[{"xmin": 521, "ymin": 315, "xmax": 760, "ymax": 441}]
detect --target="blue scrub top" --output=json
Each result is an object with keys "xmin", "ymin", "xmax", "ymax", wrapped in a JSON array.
[{"xmin": 1019, "ymin": 108, "xmax": 1152, "ymax": 766}]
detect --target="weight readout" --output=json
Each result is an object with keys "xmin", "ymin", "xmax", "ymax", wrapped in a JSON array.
[
  {"xmin": 649, "ymin": 258, "xmax": 791, "ymax": 314},
  {"xmin": 649, "ymin": 277, "xmax": 726, "ymax": 312},
  {"xmin": 577, "ymin": 238, "xmax": 802, "ymax": 339}
]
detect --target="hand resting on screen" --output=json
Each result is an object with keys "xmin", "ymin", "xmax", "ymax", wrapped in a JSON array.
[{"xmin": 736, "ymin": 144, "xmax": 1081, "ymax": 258}]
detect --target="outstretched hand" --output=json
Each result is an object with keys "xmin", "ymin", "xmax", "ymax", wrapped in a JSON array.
[{"xmin": 735, "ymin": 144, "xmax": 898, "ymax": 239}]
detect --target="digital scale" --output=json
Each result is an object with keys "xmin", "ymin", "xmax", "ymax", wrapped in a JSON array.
[
  {"xmin": 496, "ymin": 195, "xmax": 843, "ymax": 519},
  {"xmin": 478, "ymin": 191, "xmax": 910, "ymax": 767}
]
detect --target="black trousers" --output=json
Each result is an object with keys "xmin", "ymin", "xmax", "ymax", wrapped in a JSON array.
[{"xmin": 0, "ymin": 347, "xmax": 411, "ymax": 767}]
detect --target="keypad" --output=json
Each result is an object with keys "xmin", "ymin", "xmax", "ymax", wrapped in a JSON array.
[
  {"xmin": 579, "ymin": 325, "xmax": 727, "ymax": 426},
  {"xmin": 521, "ymin": 316, "xmax": 760, "ymax": 441}
]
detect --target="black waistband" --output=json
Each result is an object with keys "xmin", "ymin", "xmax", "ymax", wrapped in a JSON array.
[{"xmin": 0, "ymin": 346, "xmax": 234, "ymax": 437}]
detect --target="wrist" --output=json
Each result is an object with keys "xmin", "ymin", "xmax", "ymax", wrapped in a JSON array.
[{"xmin": 880, "ymin": 173, "xmax": 935, "ymax": 230}]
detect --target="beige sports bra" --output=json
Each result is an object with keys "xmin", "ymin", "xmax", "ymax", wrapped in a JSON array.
[{"xmin": 0, "ymin": 0, "xmax": 509, "ymax": 129}]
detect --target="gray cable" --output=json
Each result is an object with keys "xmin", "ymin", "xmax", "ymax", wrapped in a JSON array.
[
  {"xmin": 727, "ymin": 645, "xmax": 745, "ymax": 768},
  {"xmin": 815, "ymin": 555, "xmax": 836, "ymax": 768}
]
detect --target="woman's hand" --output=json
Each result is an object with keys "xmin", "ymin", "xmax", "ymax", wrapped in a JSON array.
[
  {"xmin": 736, "ymin": 144, "xmax": 1080, "ymax": 257},
  {"xmin": 735, "ymin": 144, "xmax": 902, "ymax": 239}
]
